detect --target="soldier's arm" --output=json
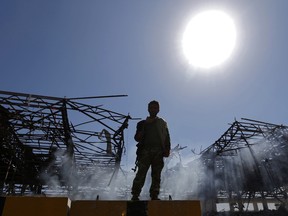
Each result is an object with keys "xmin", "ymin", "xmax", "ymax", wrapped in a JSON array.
[
  {"xmin": 163, "ymin": 125, "xmax": 171, "ymax": 157},
  {"xmin": 134, "ymin": 120, "xmax": 145, "ymax": 142}
]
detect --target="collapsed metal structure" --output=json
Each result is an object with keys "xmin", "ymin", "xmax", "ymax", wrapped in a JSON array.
[
  {"xmin": 199, "ymin": 118, "xmax": 288, "ymax": 213},
  {"xmin": 1, "ymin": 90, "xmax": 288, "ymax": 214},
  {"xmin": 0, "ymin": 90, "xmax": 130, "ymax": 196}
]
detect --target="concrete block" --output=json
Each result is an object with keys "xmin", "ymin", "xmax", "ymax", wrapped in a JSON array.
[
  {"xmin": 70, "ymin": 200, "xmax": 126, "ymax": 216},
  {"xmin": 2, "ymin": 196, "xmax": 69, "ymax": 216},
  {"xmin": 148, "ymin": 200, "xmax": 201, "ymax": 216}
]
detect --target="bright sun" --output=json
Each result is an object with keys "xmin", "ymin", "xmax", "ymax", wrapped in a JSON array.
[{"xmin": 182, "ymin": 10, "xmax": 236, "ymax": 69}]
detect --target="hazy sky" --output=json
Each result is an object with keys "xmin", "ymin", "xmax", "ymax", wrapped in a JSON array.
[{"xmin": 1, "ymin": 0, "xmax": 288, "ymax": 168}]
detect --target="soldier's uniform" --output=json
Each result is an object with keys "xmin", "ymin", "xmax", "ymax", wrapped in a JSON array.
[{"xmin": 131, "ymin": 117, "xmax": 171, "ymax": 200}]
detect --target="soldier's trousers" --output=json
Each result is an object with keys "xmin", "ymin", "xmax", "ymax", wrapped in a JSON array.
[{"xmin": 131, "ymin": 149, "xmax": 164, "ymax": 198}]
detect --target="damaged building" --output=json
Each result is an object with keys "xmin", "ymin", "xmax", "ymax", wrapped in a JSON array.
[
  {"xmin": 0, "ymin": 90, "xmax": 130, "ymax": 198},
  {"xmin": 1, "ymin": 90, "xmax": 288, "ymax": 215}
]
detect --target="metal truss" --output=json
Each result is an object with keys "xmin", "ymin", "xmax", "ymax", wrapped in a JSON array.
[
  {"xmin": 201, "ymin": 118, "xmax": 288, "ymax": 156},
  {"xmin": 0, "ymin": 90, "xmax": 131, "ymax": 196},
  {"xmin": 199, "ymin": 118, "xmax": 288, "ymax": 212}
]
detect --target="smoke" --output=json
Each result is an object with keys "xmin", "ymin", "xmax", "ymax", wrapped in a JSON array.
[
  {"xmin": 159, "ymin": 154, "xmax": 201, "ymax": 200},
  {"xmin": 40, "ymin": 145, "xmax": 145, "ymax": 200},
  {"xmin": 40, "ymin": 129, "xmax": 288, "ymax": 204},
  {"xmin": 40, "ymin": 146, "xmax": 201, "ymax": 200},
  {"xmin": 159, "ymin": 128, "xmax": 288, "ymax": 203}
]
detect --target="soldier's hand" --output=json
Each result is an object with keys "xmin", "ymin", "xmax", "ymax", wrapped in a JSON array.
[{"xmin": 135, "ymin": 131, "xmax": 143, "ymax": 142}]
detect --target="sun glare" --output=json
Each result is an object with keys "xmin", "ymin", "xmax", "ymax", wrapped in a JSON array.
[{"xmin": 182, "ymin": 10, "xmax": 236, "ymax": 69}]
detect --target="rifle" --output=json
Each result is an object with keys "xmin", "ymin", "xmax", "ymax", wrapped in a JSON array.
[{"xmin": 132, "ymin": 142, "xmax": 143, "ymax": 172}]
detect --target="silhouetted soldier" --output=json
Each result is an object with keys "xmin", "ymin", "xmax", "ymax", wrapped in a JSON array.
[{"xmin": 131, "ymin": 100, "xmax": 171, "ymax": 200}]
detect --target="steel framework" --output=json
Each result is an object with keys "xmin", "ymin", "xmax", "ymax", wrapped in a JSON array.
[
  {"xmin": 199, "ymin": 118, "xmax": 288, "ymax": 213},
  {"xmin": 0, "ymin": 90, "xmax": 130, "ymax": 196}
]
